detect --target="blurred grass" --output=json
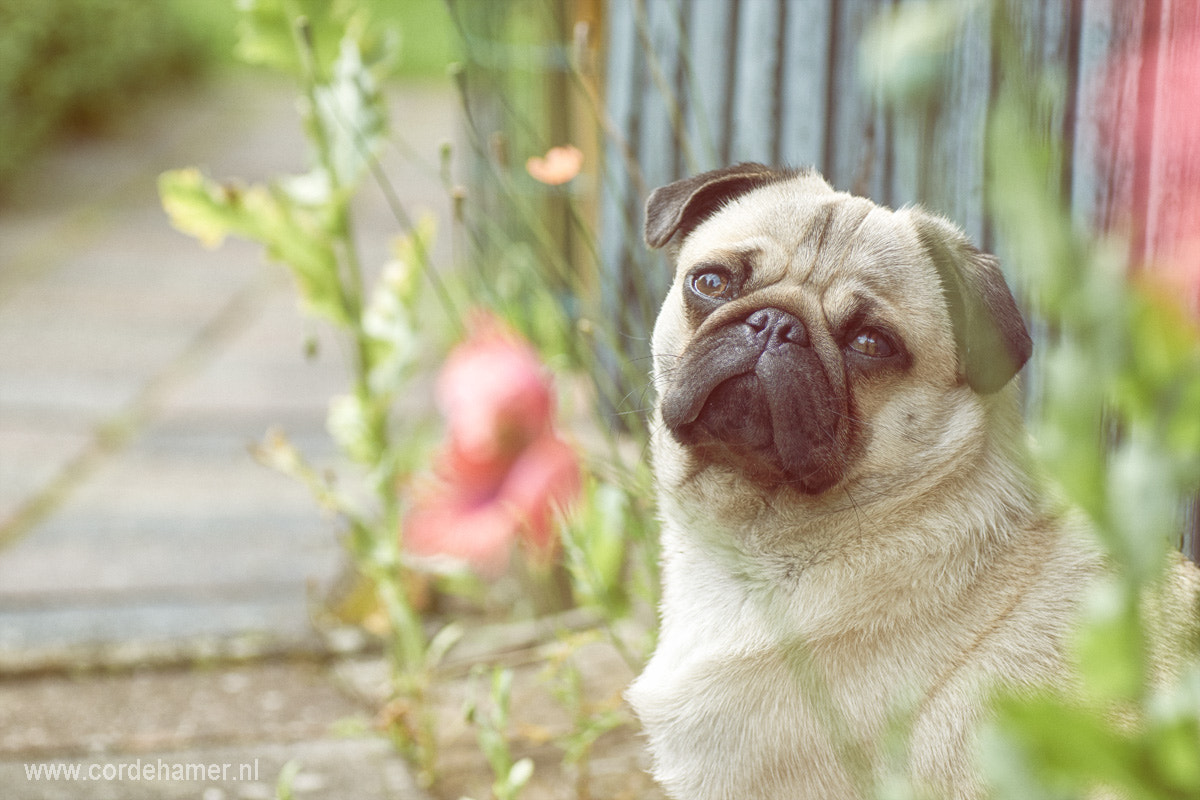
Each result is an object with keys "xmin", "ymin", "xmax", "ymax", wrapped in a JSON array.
[{"xmin": 0, "ymin": 0, "xmax": 456, "ymax": 192}]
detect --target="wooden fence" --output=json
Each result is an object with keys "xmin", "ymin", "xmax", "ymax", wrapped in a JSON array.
[{"xmin": 596, "ymin": 0, "xmax": 1199, "ymax": 559}]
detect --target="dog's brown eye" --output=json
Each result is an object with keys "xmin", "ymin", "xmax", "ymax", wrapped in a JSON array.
[
  {"xmin": 691, "ymin": 270, "xmax": 734, "ymax": 300},
  {"xmin": 848, "ymin": 328, "xmax": 895, "ymax": 358}
]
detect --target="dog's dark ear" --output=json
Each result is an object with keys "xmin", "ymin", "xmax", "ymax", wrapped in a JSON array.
[
  {"xmin": 644, "ymin": 163, "xmax": 795, "ymax": 249},
  {"xmin": 915, "ymin": 213, "xmax": 1033, "ymax": 394}
]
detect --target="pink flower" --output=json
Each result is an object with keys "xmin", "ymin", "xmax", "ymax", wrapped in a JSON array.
[{"xmin": 404, "ymin": 315, "xmax": 580, "ymax": 573}]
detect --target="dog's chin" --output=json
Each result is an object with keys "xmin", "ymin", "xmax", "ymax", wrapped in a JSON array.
[{"xmin": 667, "ymin": 373, "xmax": 844, "ymax": 495}]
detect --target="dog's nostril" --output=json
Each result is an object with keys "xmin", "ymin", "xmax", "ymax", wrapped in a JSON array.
[
  {"xmin": 747, "ymin": 309, "xmax": 771, "ymax": 332},
  {"xmin": 746, "ymin": 308, "xmax": 808, "ymax": 347},
  {"xmin": 778, "ymin": 322, "xmax": 802, "ymax": 344}
]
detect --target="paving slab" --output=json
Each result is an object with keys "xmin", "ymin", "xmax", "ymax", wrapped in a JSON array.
[
  {"xmin": 0, "ymin": 659, "xmax": 426, "ymax": 800},
  {"xmin": 2, "ymin": 738, "xmax": 425, "ymax": 800}
]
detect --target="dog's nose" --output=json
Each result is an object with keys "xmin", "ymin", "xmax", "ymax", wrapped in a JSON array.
[{"xmin": 745, "ymin": 308, "xmax": 809, "ymax": 349}]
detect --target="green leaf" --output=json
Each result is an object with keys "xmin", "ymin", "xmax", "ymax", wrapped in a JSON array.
[
  {"xmin": 1105, "ymin": 437, "xmax": 1176, "ymax": 581},
  {"xmin": 1148, "ymin": 718, "xmax": 1200, "ymax": 792},
  {"xmin": 860, "ymin": 0, "xmax": 966, "ymax": 104},
  {"xmin": 234, "ymin": 0, "xmax": 349, "ymax": 77},
  {"xmin": 363, "ymin": 217, "xmax": 436, "ymax": 395},
  {"xmin": 159, "ymin": 168, "xmax": 349, "ymax": 325},
  {"xmin": 1073, "ymin": 576, "xmax": 1148, "ymax": 704},
  {"xmin": 309, "ymin": 29, "xmax": 393, "ymax": 189},
  {"xmin": 327, "ymin": 393, "xmax": 376, "ymax": 464},
  {"xmin": 505, "ymin": 757, "xmax": 534, "ymax": 792},
  {"xmin": 159, "ymin": 167, "xmax": 250, "ymax": 248},
  {"xmin": 993, "ymin": 694, "xmax": 1143, "ymax": 794}
]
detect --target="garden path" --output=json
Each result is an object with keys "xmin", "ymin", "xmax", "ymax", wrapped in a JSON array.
[{"xmin": 0, "ymin": 71, "xmax": 454, "ymax": 799}]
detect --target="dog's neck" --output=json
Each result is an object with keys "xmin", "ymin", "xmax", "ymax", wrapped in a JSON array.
[{"xmin": 654, "ymin": 393, "xmax": 1059, "ymax": 644}]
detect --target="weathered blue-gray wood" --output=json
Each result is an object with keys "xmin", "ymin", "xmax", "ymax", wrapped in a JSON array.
[
  {"xmin": 886, "ymin": 1, "xmax": 990, "ymax": 246},
  {"xmin": 778, "ymin": 0, "xmax": 832, "ymax": 169},
  {"xmin": 936, "ymin": 6, "xmax": 991, "ymax": 244},
  {"xmin": 681, "ymin": 0, "xmax": 736, "ymax": 170},
  {"xmin": 637, "ymin": 0, "xmax": 686, "ymax": 192},
  {"xmin": 635, "ymin": 0, "xmax": 688, "ymax": 329},
  {"xmin": 825, "ymin": 0, "xmax": 892, "ymax": 200},
  {"xmin": 598, "ymin": 0, "xmax": 653, "ymax": 364},
  {"xmin": 1071, "ymin": 0, "xmax": 1148, "ymax": 232},
  {"xmin": 730, "ymin": 0, "xmax": 784, "ymax": 163}
]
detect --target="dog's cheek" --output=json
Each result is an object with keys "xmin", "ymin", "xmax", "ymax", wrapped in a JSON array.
[{"xmin": 650, "ymin": 302, "xmax": 690, "ymax": 386}]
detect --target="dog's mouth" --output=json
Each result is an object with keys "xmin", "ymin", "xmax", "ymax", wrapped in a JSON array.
[{"xmin": 660, "ymin": 310, "xmax": 850, "ymax": 494}]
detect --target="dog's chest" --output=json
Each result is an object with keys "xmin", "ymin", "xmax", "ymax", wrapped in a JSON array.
[
  {"xmin": 627, "ymin": 541, "xmax": 1014, "ymax": 799},
  {"xmin": 629, "ymin": 628, "xmax": 940, "ymax": 799}
]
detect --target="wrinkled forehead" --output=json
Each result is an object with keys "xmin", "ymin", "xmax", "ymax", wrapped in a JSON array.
[{"xmin": 676, "ymin": 180, "xmax": 930, "ymax": 297}]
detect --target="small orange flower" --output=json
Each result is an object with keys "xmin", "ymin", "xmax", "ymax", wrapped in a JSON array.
[{"xmin": 526, "ymin": 145, "xmax": 584, "ymax": 186}]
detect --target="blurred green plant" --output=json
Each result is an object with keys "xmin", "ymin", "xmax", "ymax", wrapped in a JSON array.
[
  {"xmin": 0, "ymin": 0, "xmax": 208, "ymax": 188},
  {"xmin": 445, "ymin": 1, "xmax": 660, "ymax": 421},
  {"xmin": 542, "ymin": 631, "xmax": 632, "ymax": 796},
  {"xmin": 0, "ymin": 0, "xmax": 453, "ymax": 192},
  {"xmin": 868, "ymin": 1, "xmax": 1200, "ymax": 798},
  {"xmin": 463, "ymin": 665, "xmax": 536, "ymax": 800},
  {"xmin": 445, "ymin": 0, "xmax": 662, "ymax": 634},
  {"xmin": 159, "ymin": 0, "xmax": 452, "ymax": 781},
  {"xmin": 159, "ymin": 0, "xmax": 659, "ymax": 795},
  {"xmin": 273, "ymin": 758, "xmax": 302, "ymax": 800}
]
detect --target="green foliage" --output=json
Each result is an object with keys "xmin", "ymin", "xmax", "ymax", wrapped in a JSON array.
[
  {"xmin": 235, "ymin": 0, "xmax": 453, "ymax": 79},
  {"xmin": 0, "ymin": 0, "xmax": 207, "ymax": 187},
  {"xmin": 274, "ymin": 759, "xmax": 303, "ymax": 800},
  {"xmin": 160, "ymin": 169, "xmax": 351, "ymax": 323},
  {"xmin": 235, "ymin": 0, "xmax": 356, "ymax": 76},
  {"xmin": 463, "ymin": 666, "xmax": 535, "ymax": 800},
  {"xmin": 367, "ymin": 0, "xmax": 457, "ymax": 79},
  {"xmin": 161, "ymin": 0, "xmax": 452, "ymax": 780},
  {"xmin": 871, "ymin": 2, "xmax": 1200, "ymax": 799},
  {"xmin": 543, "ymin": 634, "xmax": 630, "ymax": 777},
  {"xmin": 561, "ymin": 477, "xmax": 658, "ymax": 623}
]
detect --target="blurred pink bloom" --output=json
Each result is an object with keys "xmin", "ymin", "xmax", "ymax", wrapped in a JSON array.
[
  {"xmin": 405, "ymin": 315, "xmax": 580, "ymax": 573},
  {"xmin": 437, "ymin": 315, "xmax": 554, "ymax": 465},
  {"xmin": 526, "ymin": 145, "xmax": 584, "ymax": 186},
  {"xmin": 1102, "ymin": 15, "xmax": 1200, "ymax": 315}
]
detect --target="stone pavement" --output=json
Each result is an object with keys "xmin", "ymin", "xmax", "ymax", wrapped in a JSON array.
[{"xmin": 0, "ymin": 71, "xmax": 455, "ymax": 799}]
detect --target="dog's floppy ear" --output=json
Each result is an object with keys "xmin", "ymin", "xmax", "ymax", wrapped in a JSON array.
[
  {"xmin": 644, "ymin": 163, "xmax": 796, "ymax": 249},
  {"xmin": 915, "ymin": 213, "xmax": 1033, "ymax": 394}
]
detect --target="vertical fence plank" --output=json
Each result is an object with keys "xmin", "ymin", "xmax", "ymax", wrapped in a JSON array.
[
  {"xmin": 778, "ymin": 0, "xmax": 832, "ymax": 169},
  {"xmin": 681, "ymin": 0, "xmax": 736, "ymax": 170},
  {"xmin": 929, "ymin": 5, "xmax": 991, "ymax": 244},
  {"xmin": 825, "ymin": 0, "xmax": 892, "ymax": 200},
  {"xmin": 1145, "ymin": 0, "xmax": 1200, "ymax": 562},
  {"xmin": 597, "ymin": 0, "xmax": 653, "ymax": 385},
  {"xmin": 1144, "ymin": 0, "xmax": 1200, "ymax": 270},
  {"xmin": 887, "ymin": 1, "xmax": 992, "ymax": 241},
  {"xmin": 598, "ymin": 0, "xmax": 641, "ymax": 284},
  {"xmin": 636, "ymin": 0, "xmax": 687, "ymax": 192},
  {"xmin": 1071, "ymin": 0, "xmax": 1149, "ymax": 232},
  {"xmin": 634, "ymin": 0, "xmax": 688, "ymax": 341},
  {"xmin": 730, "ymin": 0, "xmax": 784, "ymax": 163},
  {"xmin": 886, "ymin": 0, "xmax": 928, "ymax": 211},
  {"xmin": 990, "ymin": 1, "xmax": 1074, "ymax": 424}
]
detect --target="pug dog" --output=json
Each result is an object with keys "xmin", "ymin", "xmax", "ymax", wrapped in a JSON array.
[{"xmin": 626, "ymin": 164, "xmax": 1105, "ymax": 799}]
